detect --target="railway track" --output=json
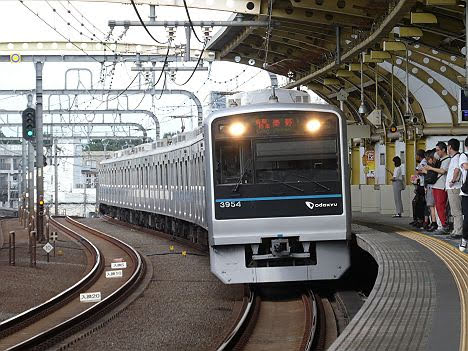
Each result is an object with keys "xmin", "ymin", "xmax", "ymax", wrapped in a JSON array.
[
  {"xmin": 217, "ymin": 287, "xmax": 334, "ymax": 351},
  {"xmin": 0, "ymin": 216, "xmax": 145, "ymax": 350}
]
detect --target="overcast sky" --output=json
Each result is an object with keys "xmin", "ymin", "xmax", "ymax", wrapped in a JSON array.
[{"xmin": 0, "ymin": 0, "xmax": 282, "ymax": 138}]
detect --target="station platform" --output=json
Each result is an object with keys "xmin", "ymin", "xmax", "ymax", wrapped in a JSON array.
[{"xmin": 332, "ymin": 212, "xmax": 467, "ymax": 351}]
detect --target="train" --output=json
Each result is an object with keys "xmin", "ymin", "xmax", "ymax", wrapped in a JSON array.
[{"xmin": 97, "ymin": 89, "xmax": 351, "ymax": 284}]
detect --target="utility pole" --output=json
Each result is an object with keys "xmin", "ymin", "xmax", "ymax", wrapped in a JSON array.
[
  {"xmin": 28, "ymin": 141, "xmax": 34, "ymax": 216},
  {"xmin": 35, "ymin": 61, "xmax": 44, "ymax": 242},
  {"xmin": 83, "ymin": 174, "xmax": 87, "ymax": 218},
  {"xmin": 185, "ymin": 26, "xmax": 191, "ymax": 62},
  {"xmin": 7, "ymin": 172, "xmax": 10, "ymax": 206},
  {"xmin": 54, "ymin": 138, "xmax": 58, "ymax": 216}
]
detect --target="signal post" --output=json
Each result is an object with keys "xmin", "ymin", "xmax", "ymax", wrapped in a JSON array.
[
  {"xmin": 21, "ymin": 61, "xmax": 45, "ymax": 242},
  {"xmin": 35, "ymin": 61, "xmax": 44, "ymax": 242}
]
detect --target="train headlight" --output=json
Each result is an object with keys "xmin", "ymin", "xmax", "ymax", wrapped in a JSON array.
[
  {"xmin": 228, "ymin": 122, "xmax": 246, "ymax": 136},
  {"xmin": 306, "ymin": 119, "xmax": 321, "ymax": 133}
]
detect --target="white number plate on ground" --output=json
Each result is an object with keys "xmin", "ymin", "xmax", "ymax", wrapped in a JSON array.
[
  {"xmin": 105, "ymin": 270, "xmax": 123, "ymax": 278},
  {"xmin": 111, "ymin": 262, "xmax": 127, "ymax": 269},
  {"xmin": 80, "ymin": 292, "xmax": 101, "ymax": 302}
]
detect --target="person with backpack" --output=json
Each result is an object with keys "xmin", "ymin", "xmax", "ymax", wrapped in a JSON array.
[
  {"xmin": 446, "ymin": 138, "xmax": 462, "ymax": 238},
  {"xmin": 458, "ymin": 137, "xmax": 468, "ymax": 252},
  {"xmin": 423, "ymin": 149, "xmax": 438, "ymax": 231},
  {"xmin": 391, "ymin": 156, "xmax": 404, "ymax": 218},
  {"xmin": 411, "ymin": 149, "xmax": 427, "ymax": 227},
  {"xmin": 424, "ymin": 141, "xmax": 451, "ymax": 234}
]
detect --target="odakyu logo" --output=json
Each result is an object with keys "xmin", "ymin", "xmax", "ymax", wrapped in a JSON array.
[{"xmin": 305, "ymin": 201, "xmax": 338, "ymax": 210}]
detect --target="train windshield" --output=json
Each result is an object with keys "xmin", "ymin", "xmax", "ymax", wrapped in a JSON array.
[
  {"xmin": 212, "ymin": 110, "xmax": 343, "ymax": 220},
  {"xmin": 215, "ymin": 139, "xmax": 338, "ymax": 187}
]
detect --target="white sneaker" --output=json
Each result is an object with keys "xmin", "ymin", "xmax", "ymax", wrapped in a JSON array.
[{"xmin": 460, "ymin": 239, "xmax": 467, "ymax": 253}]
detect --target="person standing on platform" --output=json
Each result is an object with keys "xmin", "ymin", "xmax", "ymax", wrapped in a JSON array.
[
  {"xmin": 458, "ymin": 137, "xmax": 468, "ymax": 252},
  {"xmin": 446, "ymin": 139, "xmax": 462, "ymax": 238},
  {"xmin": 411, "ymin": 149, "xmax": 427, "ymax": 227},
  {"xmin": 424, "ymin": 141, "xmax": 451, "ymax": 234},
  {"xmin": 424, "ymin": 150, "xmax": 438, "ymax": 231},
  {"xmin": 392, "ymin": 156, "xmax": 404, "ymax": 218}
]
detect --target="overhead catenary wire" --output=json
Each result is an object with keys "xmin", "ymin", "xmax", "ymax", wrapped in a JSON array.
[
  {"xmin": 130, "ymin": 0, "xmax": 167, "ymax": 45},
  {"xmin": 19, "ymin": 0, "xmax": 101, "ymax": 63},
  {"xmin": 182, "ymin": 0, "xmax": 204, "ymax": 44},
  {"xmin": 66, "ymin": 0, "xmax": 107, "ymax": 37},
  {"xmin": 172, "ymin": 41, "xmax": 207, "ymax": 86}
]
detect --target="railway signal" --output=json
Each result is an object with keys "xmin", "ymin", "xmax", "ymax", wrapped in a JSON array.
[
  {"xmin": 22, "ymin": 107, "xmax": 36, "ymax": 141},
  {"xmin": 38, "ymin": 195, "xmax": 45, "ymax": 216}
]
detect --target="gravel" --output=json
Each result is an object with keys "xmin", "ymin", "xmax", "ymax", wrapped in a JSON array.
[
  {"xmin": 67, "ymin": 218, "xmax": 243, "ymax": 351},
  {"xmin": 0, "ymin": 218, "xmax": 87, "ymax": 321}
]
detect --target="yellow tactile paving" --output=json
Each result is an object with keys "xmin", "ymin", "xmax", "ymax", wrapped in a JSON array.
[{"xmin": 393, "ymin": 226, "xmax": 468, "ymax": 351}]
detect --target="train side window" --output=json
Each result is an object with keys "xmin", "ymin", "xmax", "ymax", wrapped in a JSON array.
[
  {"xmin": 155, "ymin": 164, "xmax": 158, "ymax": 185},
  {"xmin": 180, "ymin": 160, "xmax": 184, "ymax": 187},
  {"xmin": 181, "ymin": 161, "xmax": 185, "ymax": 187},
  {"xmin": 146, "ymin": 165, "xmax": 149, "ymax": 188},
  {"xmin": 201, "ymin": 156, "xmax": 205, "ymax": 183}
]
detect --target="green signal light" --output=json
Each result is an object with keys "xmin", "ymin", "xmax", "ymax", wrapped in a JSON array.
[{"xmin": 27, "ymin": 130, "xmax": 33, "ymax": 137}]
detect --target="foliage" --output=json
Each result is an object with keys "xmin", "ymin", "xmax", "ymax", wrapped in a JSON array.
[{"xmin": 84, "ymin": 138, "xmax": 149, "ymax": 152}]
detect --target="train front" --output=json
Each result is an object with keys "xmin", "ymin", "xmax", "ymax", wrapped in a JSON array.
[{"xmin": 204, "ymin": 104, "xmax": 351, "ymax": 284}]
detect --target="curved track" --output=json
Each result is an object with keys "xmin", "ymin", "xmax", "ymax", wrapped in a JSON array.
[
  {"xmin": 217, "ymin": 287, "xmax": 323, "ymax": 351},
  {"xmin": 0, "ymin": 216, "xmax": 145, "ymax": 350}
]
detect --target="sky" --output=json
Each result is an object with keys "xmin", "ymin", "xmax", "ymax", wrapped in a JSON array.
[
  {"xmin": 0, "ymin": 0, "xmax": 291, "ymax": 139},
  {"xmin": 0, "ymin": 0, "xmax": 304, "ymax": 209}
]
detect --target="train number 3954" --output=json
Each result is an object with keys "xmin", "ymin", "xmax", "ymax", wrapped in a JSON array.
[{"xmin": 219, "ymin": 201, "xmax": 242, "ymax": 208}]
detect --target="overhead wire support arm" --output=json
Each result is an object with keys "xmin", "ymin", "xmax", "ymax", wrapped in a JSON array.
[
  {"xmin": 0, "ymin": 55, "xmax": 184, "ymax": 63},
  {"xmin": 107, "ymin": 20, "xmax": 274, "ymax": 27},
  {"xmin": 131, "ymin": 66, "xmax": 209, "ymax": 72}
]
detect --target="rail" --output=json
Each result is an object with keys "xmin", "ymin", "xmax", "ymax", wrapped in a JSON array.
[
  {"xmin": 0, "ymin": 216, "xmax": 102, "ymax": 339},
  {"xmin": 216, "ymin": 287, "xmax": 319, "ymax": 351},
  {"xmin": 0, "ymin": 216, "xmax": 144, "ymax": 350}
]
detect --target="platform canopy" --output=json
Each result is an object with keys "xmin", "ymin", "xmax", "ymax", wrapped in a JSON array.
[{"xmin": 205, "ymin": 0, "xmax": 468, "ymax": 135}]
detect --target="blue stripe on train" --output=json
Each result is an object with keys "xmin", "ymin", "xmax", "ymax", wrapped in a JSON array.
[{"xmin": 215, "ymin": 194, "xmax": 342, "ymax": 202}]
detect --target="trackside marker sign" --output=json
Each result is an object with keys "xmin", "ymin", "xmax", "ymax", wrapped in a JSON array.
[
  {"xmin": 106, "ymin": 270, "xmax": 123, "ymax": 278},
  {"xmin": 111, "ymin": 261, "xmax": 127, "ymax": 269},
  {"xmin": 80, "ymin": 292, "xmax": 101, "ymax": 303}
]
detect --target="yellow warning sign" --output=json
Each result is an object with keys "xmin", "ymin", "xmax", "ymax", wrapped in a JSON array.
[
  {"xmin": 181, "ymin": 251, "xmax": 187, "ymax": 257},
  {"xmin": 169, "ymin": 245, "xmax": 174, "ymax": 251},
  {"xmin": 10, "ymin": 53, "xmax": 21, "ymax": 63}
]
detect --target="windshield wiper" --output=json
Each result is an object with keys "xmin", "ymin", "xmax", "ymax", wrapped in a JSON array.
[
  {"xmin": 260, "ymin": 178, "xmax": 304, "ymax": 193},
  {"xmin": 232, "ymin": 159, "xmax": 252, "ymax": 193},
  {"xmin": 290, "ymin": 174, "xmax": 331, "ymax": 191}
]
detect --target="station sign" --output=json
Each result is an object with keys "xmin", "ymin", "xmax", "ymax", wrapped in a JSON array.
[{"xmin": 80, "ymin": 292, "xmax": 101, "ymax": 302}]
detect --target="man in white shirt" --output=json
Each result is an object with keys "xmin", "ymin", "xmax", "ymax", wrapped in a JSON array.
[
  {"xmin": 458, "ymin": 137, "xmax": 468, "ymax": 252},
  {"xmin": 424, "ymin": 141, "xmax": 450, "ymax": 234},
  {"xmin": 446, "ymin": 139, "xmax": 462, "ymax": 238}
]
